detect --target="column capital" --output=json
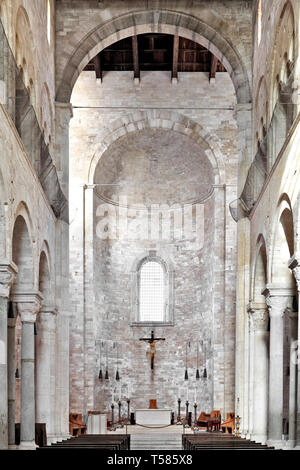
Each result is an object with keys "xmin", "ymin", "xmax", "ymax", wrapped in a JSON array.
[
  {"xmin": 55, "ymin": 101, "xmax": 73, "ymax": 122},
  {"xmin": 38, "ymin": 308, "xmax": 57, "ymax": 329},
  {"xmin": 252, "ymin": 309, "xmax": 269, "ymax": 331},
  {"xmin": 247, "ymin": 302, "xmax": 269, "ymax": 331},
  {"xmin": 262, "ymin": 286, "xmax": 293, "ymax": 318},
  {"xmin": 0, "ymin": 262, "xmax": 18, "ymax": 298},
  {"xmin": 83, "ymin": 184, "xmax": 95, "ymax": 191},
  {"xmin": 11, "ymin": 291, "xmax": 43, "ymax": 323},
  {"xmin": 289, "ymin": 254, "xmax": 300, "ymax": 290}
]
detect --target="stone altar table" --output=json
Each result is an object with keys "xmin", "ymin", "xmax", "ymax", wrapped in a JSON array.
[{"xmin": 135, "ymin": 409, "xmax": 171, "ymax": 426}]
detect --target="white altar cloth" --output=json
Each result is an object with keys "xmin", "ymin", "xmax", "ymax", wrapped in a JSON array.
[
  {"xmin": 135, "ymin": 409, "xmax": 171, "ymax": 426},
  {"xmin": 87, "ymin": 414, "xmax": 107, "ymax": 434}
]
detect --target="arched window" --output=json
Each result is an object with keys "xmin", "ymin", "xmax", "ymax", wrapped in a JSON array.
[
  {"xmin": 47, "ymin": 0, "xmax": 51, "ymax": 45},
  {"xmin": 139, "ymin": 260, "xmax": 164, "ymax": 322},
  {"xmin": 131, "ymin": 252, "xmax": 174, "ymax": 326},
  {"xmin": 257, "ymin": 0, "xmax": 262, "ymax": 46}
]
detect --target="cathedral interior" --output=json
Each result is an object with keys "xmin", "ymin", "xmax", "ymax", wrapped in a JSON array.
[{"xmin": 0, "ymin": 0, "xmax": 299, "ymax": 452}]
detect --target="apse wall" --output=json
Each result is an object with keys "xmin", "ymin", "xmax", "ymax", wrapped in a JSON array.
[
  {"xmin": 69, "ymin": 69, "xmax": 238, "ymax": 415},
  {"xmin": 93, "ymin": 128, "xmax": 215, "ymax": 413}
]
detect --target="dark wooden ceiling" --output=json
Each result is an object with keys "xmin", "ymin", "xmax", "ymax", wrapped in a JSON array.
[{"xmin": 84, "ymin": 34, "xmax": 226, "ymax": 80}]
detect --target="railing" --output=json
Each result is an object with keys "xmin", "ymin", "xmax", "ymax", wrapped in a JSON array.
[
  {"xmin": 0, "ymin": 20, "xmax": 67, "ymax": 220},
  {"xmin": 230, "ymin": 68, "xmax": 299, "ymax": 222}
]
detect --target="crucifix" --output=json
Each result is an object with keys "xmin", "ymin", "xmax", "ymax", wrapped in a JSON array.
[{"xmin": 139, "ymin": 330, "xmax": 165, "ymax": 370}]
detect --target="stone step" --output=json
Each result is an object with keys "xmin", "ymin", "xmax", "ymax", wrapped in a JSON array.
[{"xmin": 130, "ymin": 434, "xmax": 182, "ymax": 450}]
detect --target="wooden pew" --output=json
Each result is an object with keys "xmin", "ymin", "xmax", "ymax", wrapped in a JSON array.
[
  {"xmin": 182, "ymin": 435, "xmax": 274, "ymax": 450},
  {"xmin": 38, "ymin": 434, "xmax": 130, "ymax": 451}
]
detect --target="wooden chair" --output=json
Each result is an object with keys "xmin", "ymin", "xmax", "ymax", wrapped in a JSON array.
[
  {"xmin": 149, "ymin": 399, "xmax": 158, "ymax": 409},
  {"xmin": 221, "ymin": 413, "xmax": 235, "ymax": 434},
  {"xmin": 197, "ymin": 412, "xmax": 210, "ymax": 429},
  {"xmin": 208, "ymin": 410, "xmax": 221, "ymax": 431},
  {"xmin": 69, "ymin": 413, "xmax": 87, "ymax": 436}
]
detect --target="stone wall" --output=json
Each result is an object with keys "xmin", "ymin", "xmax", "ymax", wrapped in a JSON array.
[
  {"xmin": 0, "ymin": 0, "xmax": 56, "ymax": 150},
  {"xmin": 69, "ymin": 69, "xmax": 238, "ymax": 415}
]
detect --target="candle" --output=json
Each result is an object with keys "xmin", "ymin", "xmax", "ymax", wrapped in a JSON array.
[
  {"xmin": 186, "ymin": 384, "xmax": 189, "ymax": 401},
  {"xmin": 194, "ymin": 389, "xmax": 196, "ymax": 403}
]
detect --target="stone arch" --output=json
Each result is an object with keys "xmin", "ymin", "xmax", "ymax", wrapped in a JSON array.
[
  {"xmin": 56, "ymin": 10, "xmax": 251, "ymax": 104},
  {"xmin": 38, "ymin": 243, "xmax": 52, "ymax": 308},
  {"xmin": 88, "ymin": 110, "xmax": 225, "ymax": 185},
  {"xmin": 0, "ymin": 0, "xmax": 9, "ymax": 34},
  {"xmin": 11, "ymin": 202, "xmax": 35, "ymax": 292},
  {"xmin": 270, "ymin": 194, "xmax": 295, "ymax": 287},
  {"xmin": 41, "ymin": 82, "xmax": 54, "ymax": 144},
  {"xmin": 255, "ymin": 76, "xmax": 268, "ymax": 145},
  {"xmin": 269, "ymin": 1, "xmax": 295, "ymax": 118},
  {"xmin": 15, "ymin": 6, "xmax": 37, "ymax": 107},
  {"xmin": 252, "ymin": 234, "xmax": 268, "ymax": 303}
]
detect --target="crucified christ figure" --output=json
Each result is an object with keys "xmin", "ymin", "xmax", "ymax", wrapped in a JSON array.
[{"xmin": 139, "ymin": 330, "xmax": 165, "ymax": 370}]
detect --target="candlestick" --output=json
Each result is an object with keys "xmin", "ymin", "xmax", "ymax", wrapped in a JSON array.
[
  {"xmin": 126, "ymin": 398, "xmax": 131, "ymax": 423},
  {"xmin": 184, "ymin": 401, "xmax": 190, "ymax": 428},
  {"xmin": 118, "ymin": 400, "xmax": 123, "ymax": 428},
  {"xmin": 185, "ymin": 401, "xmax": 189, "ymax": 420},
  {"xmin": 111, "ymin": 404, "xmax": 116, "ymax": 431},
  {"xmin": 177, "ymin": 398, "xmax": 182, "ymax": 424},
  {"xmin": 193, "ymin": 403, "xmax": 198, "ymax": 430}
]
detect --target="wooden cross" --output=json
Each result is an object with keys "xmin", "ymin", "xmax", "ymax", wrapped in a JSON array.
[{"xmin": 139, "ymin": 330, "xmax": 165, "ymax": 370}]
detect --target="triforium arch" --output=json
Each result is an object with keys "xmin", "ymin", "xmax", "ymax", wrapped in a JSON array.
[
  {"xmin": 15, "ymin": 5, "xmax": 37, "ymax": 107},
  {"xmin": 252, "ymin": 234, "xmax": 268, "ymax": 303},
  {"xmin": 269, "ymin": 1, "xmax": 296, "ymax": 118},
  {"xmin": 38, "ymin": 242, "xmax": 52, "ymax": 308},
  {"xmin": 87, "ymin": 110, "xmax": 225, "ymax": 185},
  {"xmin": 56, "ymin": 10, "xmax": 251, "ymax": 104},
  {"xmin": 270, "ymin": 194, "xmax": 295, "ymax": 287}
]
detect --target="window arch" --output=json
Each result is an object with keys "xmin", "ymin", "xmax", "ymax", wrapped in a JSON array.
[
  {"xmin": 131, "ymin": 252, "xmax": 174, "ymax": 326},
  {"xmin": 139, "ymin": 260, "xmax": 165, "ymax": 322},
  {"xmin": 257, "ymin": 0, "xmax": 262, "ymax": 47},
  {"xmin": 47, "ymin": 0, "xmax": 51, "ymax": 45}
]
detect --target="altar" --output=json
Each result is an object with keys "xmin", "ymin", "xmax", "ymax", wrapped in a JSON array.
[{"xmin": 135, "ymin": 409, "xmax": 172, "ymax": 426}]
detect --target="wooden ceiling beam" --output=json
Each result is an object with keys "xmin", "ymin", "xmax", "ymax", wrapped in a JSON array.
[
  {"xmin": 132, "ymin": 35, "xmax": 140, "ymax": 81},
  {"xmin": 210, "ymin": 53, "xmax": 218, "ymax": 82},
  {"xmin": 93, "ymin": 54, "xmax": 102, "ymax": 81},
  {"xmin": 172, "ymin": 35, "xmax": 179, "ymax": 81}
]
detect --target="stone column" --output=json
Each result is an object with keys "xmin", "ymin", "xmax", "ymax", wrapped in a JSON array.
[
  {"xmin": 288, "ymin": 255, "xmax": 300, "ymax": 447},
  {"xmin": 247, "ymin": 305, "xmax": 255, "ymax": 439},
  {"xmin": 212, "ymin": 185, "xmax": 226, "ymax": 413},
  {"xmin": 56, "ymin": 314, "xmax": 70, "ymax": 439},
  {"xmin": 235, "ymin": 217, "xmax": 251, "ymax": 437},
  {"xmin": 7, "ymin": 316, "xmax": 16, "ymax": 447},
  {"xmin": 241, "ymin": 310, "xmax": 250, "ymax": 438},
  {"xmin": 0, "ymin": 263, "xmax": 17, "ymax": 450},
  {"xmin": 54, "ymin": 102, "xmax": 73, "ymax": 197},
  {"xmin": 35, "ymin": 309, "xmax": 57, "ymax": 443},
  {"xmin": 263, "ymin": 287, "xmax": 293, "ymax": 448},
  {"xmin": 250, "ymin": 304, "xmax": 269, "ymax": 444},
  {"xmin": 13, "ymin": 293, "xmax": 41, "ymax": 449},
  {"xmin": 288, "ymin": 311, "xmax": 298, "ymax": 447}
]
